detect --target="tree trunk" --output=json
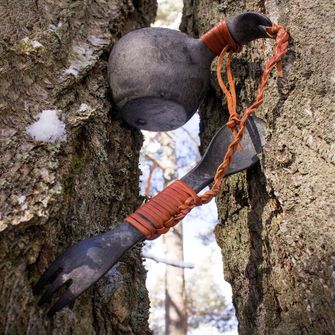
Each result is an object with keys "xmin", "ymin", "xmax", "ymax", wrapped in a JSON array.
[
  {"xmin": 181, "ymin": 1, "xmax": 335, "ymax": 334},
  {"xmin": 160, "ymin": 134, "xmax": 187, "ymax": 335},
  {"xmin": 0, "ymin": 1, "xmax": 156, "ymax": 334},
  {"xmin": 161, "ymin": 134, "xmax": 187, "ymax": 335},
  {"xmin": 164, "ymin": 225, "xmax": 187, "ymax": 335}
]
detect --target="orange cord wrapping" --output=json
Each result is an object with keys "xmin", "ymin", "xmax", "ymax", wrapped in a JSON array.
[
  {"xmin": 200, "ymin": 21, "xmax": 242, "ymax": 55},
  {"xmin": 126, "ymin": 24, "xmax": 289, "ymax": 239},
  {"xmin": 125, "ymin": 180, "xmax": 201, "ymax": 239}
]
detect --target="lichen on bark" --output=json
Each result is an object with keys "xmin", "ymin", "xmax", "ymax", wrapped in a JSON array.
[
  {"xmin": 181, "ymin": 0, "xmax": 335, "ymax": 334},
  {"xmin": 0, "ymin": 0, "xmax": 157, "ymax": 334}
]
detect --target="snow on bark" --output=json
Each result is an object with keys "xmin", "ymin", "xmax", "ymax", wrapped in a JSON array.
[{"xmin": 26, "ymin": 110, "xmax": 67, "ymax": 142}]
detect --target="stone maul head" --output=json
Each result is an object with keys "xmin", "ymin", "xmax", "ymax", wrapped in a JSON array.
[{"xmin": 108, "ymin": 12, "xmax": 272, "ymax": 131}]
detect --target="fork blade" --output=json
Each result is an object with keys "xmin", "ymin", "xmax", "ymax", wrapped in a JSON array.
[
  {"xmin": 35, "ymin": 223, "xmax": 145, "ymax": 315},
  {"xmin": 182, "ymin": 115, "xmax": 265, "ymax": 192},
  {"xmin": 33, "ymin": 263, "xmax": 62, "ymax": 295},
  {"xmin": 38, "ymin": 275, "xmax": 68, "ymax": 306},
  {"xmin": 47, "ymin": 289, "xmax": 76, "ymax": 317}
]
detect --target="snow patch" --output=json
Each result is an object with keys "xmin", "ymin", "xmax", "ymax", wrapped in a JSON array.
[
  {"xmin": 79, "ymin": 103, "xmax": 91, "ymax": 112},
  {"xmin": 26, "ymin": 110, "xmax": 66, "ymax": 142}
]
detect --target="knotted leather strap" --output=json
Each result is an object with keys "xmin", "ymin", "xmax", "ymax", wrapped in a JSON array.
[
  {"xmin": 125, "ymin": 180, "xmax": 201, "ymax": 239},
  {"xmin": 201, "ymin": 21, "xmax": 241, "ymax": 55}
]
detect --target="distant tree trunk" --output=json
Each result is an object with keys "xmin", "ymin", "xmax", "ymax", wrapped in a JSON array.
[
  {"xmin": 164, "ymin": 225, "xmax": 187, "ymax": 335},
  {"xmin": 0, "ymin": 1, "xmax": 156, "ymax": 334},
  {"xmin": 159, "ymin": 134, "xmax": 187, "ymax": 335},
  {"xmin": 181, "ymin": 1, "xmax": 335, "ymax": 334}
]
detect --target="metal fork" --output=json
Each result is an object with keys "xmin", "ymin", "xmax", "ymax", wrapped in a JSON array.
[{"xmin": 34, "ymin": 116, "xmax": 265, "ymax": 316}]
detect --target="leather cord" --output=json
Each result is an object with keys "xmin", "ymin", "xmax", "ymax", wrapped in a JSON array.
[{"xmin": 200, "ymin": 21, "xmax": 242, "ymax": 54}]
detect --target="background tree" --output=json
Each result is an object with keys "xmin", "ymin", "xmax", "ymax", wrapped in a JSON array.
[
  {"xmin": 0, "ymin": 1, "xmax": 156, "ymax": 334},
  {"xmin": 181, "ymin": 0, "xmax": 335, "ymax": 334},
  {"xmin": 140, "ymin": 131, "xmax": 188, "ymax": 335},
  {"xmin": 159, "ymin": 134, "xmax": 188, "ymax": 335},
  {"xmin": 186, "ymin": 249, "xmax": 235, "ymax": 333},
  {"xmin": 143, "ymin": 1, "xmax": 238, "ymax": 334}
]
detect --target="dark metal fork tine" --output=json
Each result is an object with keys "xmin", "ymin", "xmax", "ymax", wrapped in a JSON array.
[
  {"xmin": 33, "ymin": 262, "xmax": 62, "ymax": 295},
  {"xmin": 38, "ymin": 275, "xmax": 68, "ymax": 306},
  {"xmin": 47, "ymin": 289, "xmax": 76, "ymax": 317}
]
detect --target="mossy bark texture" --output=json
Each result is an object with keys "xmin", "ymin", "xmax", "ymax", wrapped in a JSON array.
[
  {"xmin": 0, "ymin": 1, "xmax": 156, "ymax": 334},
  {"xmin": 181, "ymin": 1, "xmax": 334, "ymax": 334}
]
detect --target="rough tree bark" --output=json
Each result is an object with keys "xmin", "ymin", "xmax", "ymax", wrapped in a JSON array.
[
  {"xmin": 0, "ymin": 1, "xmax": 156, "ymax": 334},
  {"xmin": 181, "ymin": 1, "xmax": 334, "ymax": 334}
]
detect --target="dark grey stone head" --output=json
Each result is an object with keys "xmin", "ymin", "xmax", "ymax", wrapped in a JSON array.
[
  {"xmin": 108, "ymin": 27, "xmax": 213, "ymax": 131},
  {"xmin": 227, "ymin": 12, "xmax": 272, "ymax": 45}
]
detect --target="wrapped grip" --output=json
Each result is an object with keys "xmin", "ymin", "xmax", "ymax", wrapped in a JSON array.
[{"xmin": 125, "ymin": 180, "xmax": 199, "ymax": 239}]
